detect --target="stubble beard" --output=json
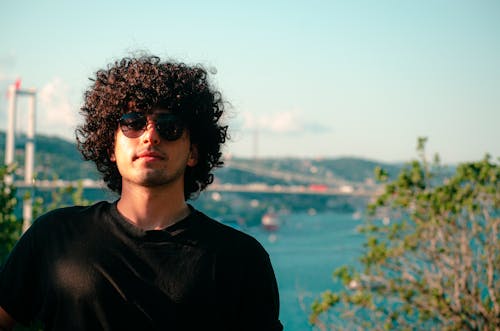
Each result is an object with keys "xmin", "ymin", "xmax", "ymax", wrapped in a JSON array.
[
  {"xmin": 121, "ymin": 152, "xmax": 192, "ymax": 189},
  {"xmin": 137, "ymin": 166, "xmax": 186, "ymax": 188}
]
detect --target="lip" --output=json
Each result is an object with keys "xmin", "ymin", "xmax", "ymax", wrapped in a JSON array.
[{"xmin": 134, "ymin": 150, "xmax": 165, "ymax": 161}]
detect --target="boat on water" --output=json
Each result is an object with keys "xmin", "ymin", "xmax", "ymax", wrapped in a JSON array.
[{"xmin": 261, "ymin": 212, "xmax": 280, "ymax": 231}]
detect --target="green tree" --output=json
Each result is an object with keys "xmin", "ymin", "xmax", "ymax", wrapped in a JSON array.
[
  {"xmin": 0, "ymin": 165, "xmax": 22, "ymax": 264},
  {"xmin": 311, "ymin": 138, "xmax": 500, "ymax": 331}
]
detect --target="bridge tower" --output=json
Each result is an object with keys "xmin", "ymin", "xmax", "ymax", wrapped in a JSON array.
[{"xmin": 4, "ymin": 82, "xmax": 37, "ymax": 232}]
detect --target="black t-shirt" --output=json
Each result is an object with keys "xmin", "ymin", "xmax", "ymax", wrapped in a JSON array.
[{"xmin": 0, "ymin": 201, "xmax": 283, "ymax": 331}]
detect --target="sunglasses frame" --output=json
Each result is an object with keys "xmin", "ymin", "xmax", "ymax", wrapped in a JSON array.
[{"xmin": 118, "ymin": 112, "xmax": 185, "ymax": 141}]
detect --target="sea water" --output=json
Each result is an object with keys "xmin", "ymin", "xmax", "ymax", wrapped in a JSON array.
[{"xmin": 245, "ymin": 212, "xmax": 366, "ymax": 331}]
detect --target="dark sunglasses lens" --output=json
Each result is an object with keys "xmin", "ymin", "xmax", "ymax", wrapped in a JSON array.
[
  {"xmin": 119, "ymin": 113, "xmax": 146, "ymax": 138},
  {"xmin": 156, "ymin": 116, "xmax": 184, "ymax": 141},
  {"xmin": 118, "ymin": 113, "xmax": 184, "ymax": 140}
]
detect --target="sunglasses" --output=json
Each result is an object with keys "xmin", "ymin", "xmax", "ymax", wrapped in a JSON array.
[{"xmin": 118, "ymin": 112, "xmax": 185, "ymax": 141}]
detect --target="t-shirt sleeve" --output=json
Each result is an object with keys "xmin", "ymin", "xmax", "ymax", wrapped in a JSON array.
[
  {"xmin": 238, "ymin": 241, "xmax": 283, "ymax": 331},
  {"xmin": 0, "ymin": 221, "xmax": 43, "ymax": 326}
]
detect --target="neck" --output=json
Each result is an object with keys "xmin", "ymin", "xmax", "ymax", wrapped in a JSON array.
[{"xmin": 117, "ymin": 184, "xmax": 190, "ymax": 231}]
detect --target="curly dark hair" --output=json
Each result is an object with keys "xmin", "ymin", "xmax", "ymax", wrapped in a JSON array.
[{"xmin": 76, "ymin": 55, "xmax": 228, "ymax": 200}]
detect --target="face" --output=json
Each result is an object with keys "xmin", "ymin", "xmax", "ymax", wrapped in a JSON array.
[{"xmin": 110, "ymin": 110, "xmax": 198, "ymax": 190}]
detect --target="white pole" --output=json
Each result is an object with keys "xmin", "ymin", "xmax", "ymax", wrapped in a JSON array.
[
  {"xmin": 4, "ymin": 85, "xmax": 17, "ymax": 186},
  {"xmin": 22, "ymin": 89, "xmax": 36, "ymax": 232},
  {"xmin": 5, "ymin": 85, "xmax": 16, "ymax": 166},
  {"xmin": 22, "ymin": 197, "xmax": 33, "ymax": 232},
  {"xmin": 24, "ymin": 89, "xmax": 36, "ymax": 185}
]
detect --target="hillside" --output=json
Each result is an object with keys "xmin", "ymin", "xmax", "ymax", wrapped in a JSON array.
[
  {"xmin": 0, "ymin": 131, "xmax": 401, "ymax": 185},
  {"xmin": 0, "ymin": 131, "xmax": 99, "ymax": 181}
]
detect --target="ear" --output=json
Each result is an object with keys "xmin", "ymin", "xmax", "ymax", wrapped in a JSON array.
[
  {"xmin": 187, "ymin": 144, "xmax": 198, "ymax": 167},
  {"xmin": 109, "ymin": 136, "xmax": 117, "ymax": 162}
]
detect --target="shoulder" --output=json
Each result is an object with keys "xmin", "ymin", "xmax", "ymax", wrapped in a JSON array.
[
  {"xmin": 30, "ymin": 201, "xmax": 112, "ymax": 233},
  {"xmin": 191, "ymin": 210, "xmax": 268, "ymax": 258},
  {"xmin": 39, "ymin": 200, "xmax": 110, "ymax": 218},
  {"xmin": 10, "ymin": 201, "xmax": 114, "ymax": 261}
]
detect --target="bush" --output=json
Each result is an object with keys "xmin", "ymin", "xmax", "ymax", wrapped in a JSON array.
[{"xmin": 311, "ymin": 138, "xmax": 500, "ymax": 331}]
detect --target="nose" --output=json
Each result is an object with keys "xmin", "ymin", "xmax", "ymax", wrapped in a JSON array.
[{"xmin": 141, "ymin": 120, "xmax": 161, "ymax": 145}]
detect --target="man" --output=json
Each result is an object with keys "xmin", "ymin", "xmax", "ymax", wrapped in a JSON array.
[{"xmin": 0, "ymin": 55, "xmax": 283, "ymax": 330}]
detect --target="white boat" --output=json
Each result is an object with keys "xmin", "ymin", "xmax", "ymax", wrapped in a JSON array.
[{"xmin": 261, "ymin": 213, "xmax": 280, "ymax": 231}]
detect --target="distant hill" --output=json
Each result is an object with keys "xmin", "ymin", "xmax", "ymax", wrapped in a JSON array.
[
  {"xmin": 0, "ymin": 131, "xmax": 402, "ymax": 184},
  {"xmin": 222, "ymin": 157, "xmax": 402, "ymax": 184},
  {"xmin": 0, "ymin": 131, "xmax": 99, "ymax": 181}
]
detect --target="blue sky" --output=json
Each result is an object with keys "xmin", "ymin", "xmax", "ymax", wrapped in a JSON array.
[{"xmin": 1, "ymin": 0, "xmax": 499, "ymax": 164}]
